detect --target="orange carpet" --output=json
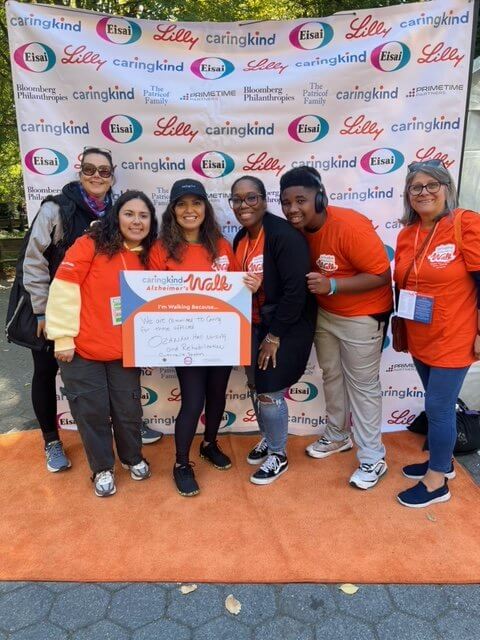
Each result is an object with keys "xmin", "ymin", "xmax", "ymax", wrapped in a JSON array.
[{"xmin": 1, "ymin": 430, "xmax": 479, "ymax": 584}]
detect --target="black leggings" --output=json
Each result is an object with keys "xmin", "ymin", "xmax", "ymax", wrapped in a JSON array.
[
  {"xmin": 31, "ymin": 348, "xmax": 59, "ymax": 444},
  {"xmin": 174, "ymin": 366, "xmax": 232, "ymax": 465}
]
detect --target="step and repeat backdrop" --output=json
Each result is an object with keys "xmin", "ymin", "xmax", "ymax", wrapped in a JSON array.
[{"xmin": 6, "ymin": 0, "xmax": 475, "ymax": 434}]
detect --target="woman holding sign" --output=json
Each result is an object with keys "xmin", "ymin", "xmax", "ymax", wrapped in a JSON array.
[
  {"xmin": 394, "ymin": 160, "xmax": 480, "ymax": 507},
  {"xmin": 149, "ymin": 179, "xmax": 240, "ymax": 497},
  {"xmin": 230, "ymin": 175, "xmax": 316, "ymax": 485},
  {"xmin": 45, "ymin": 191, "xmax": 158, "ymax": 498}
]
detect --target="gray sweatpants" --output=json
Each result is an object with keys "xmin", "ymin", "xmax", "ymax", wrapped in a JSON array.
[
  {"xmin": 59, "ymin": 355, "xmax": 143, "ymax": 474},
  {"xmin": 314, "ymin": 308, "xmax": 386, "ymax": 465}
]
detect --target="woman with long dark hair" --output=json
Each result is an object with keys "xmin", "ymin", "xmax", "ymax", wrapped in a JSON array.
[{"xmin": 45, "ymin": 191, "xmax": 158, "ymax": 497}]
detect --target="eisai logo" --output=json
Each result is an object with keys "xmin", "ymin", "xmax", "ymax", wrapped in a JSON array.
[
  {"xmin": 141, "ymin": 386, "xmax": 158, "ymax": 406},
  {"xmin": 288, "ymin": 115, "xmax": 329, "ymax": 143},
  {"xmin": 371, "ymin": 41, "xmax": 410, "ymax": 72},
  {"xmin": 96, "ymin": 17, "xmax": 141, "ymax": 44},
  {"xmin": 192, "ymin": 151, "xmax": 235, "ymax": 178},
  {"xmin": 14, "ymin": 42, "xmax": 56, "ymax": 72},
  {"xmin": 24, "ymin": 148, "xmax": 68, "ymax": 175},
  {"xmin": 191, "ymin": 57, "xmax": 234, "ymax": 80},
  {"xmin": 285, "ymin": 382, "xmax": 319, "ymax": 402},
  {"xmin": 289, "ymin": 21, "xmax": 334, "ymax": 50},
  {"xmin": 201, "ymin": 411, "xmax": 236, "ymax": 430},
  {"xmin": 101, "ymin": 115, "xmax": 142, "ymax": 143},
  {"xmin": 360, "ymin": 148, "xmax": 404, "ymax": 174},
  {"xmin": 57, "ymin": 411, "xmax": 76, "ymax": 428}
]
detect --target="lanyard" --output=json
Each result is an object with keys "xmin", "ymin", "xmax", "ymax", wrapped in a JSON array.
[
  {"xmin": 412, "ymin": 223, "xmax": 438, "ymax": 290},
  {"xmin": 241, "ymin": 227, "xmax": 264, "ymax": 271}
]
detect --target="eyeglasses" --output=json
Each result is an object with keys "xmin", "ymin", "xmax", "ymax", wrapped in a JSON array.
[
  {"xmin": 407, "ymin": 181, "xmax": 448, "ymax": 196},
  {"xmin": 228, "ymin": 194, "xmax": 263, "ymax": 209},
  {"xmin": 81, "ymin": 163, "xmax": 113, "ymax": 178},
  {"xmin": 407, "ymin": 159, "xmax": 445, "ymax": 173}
]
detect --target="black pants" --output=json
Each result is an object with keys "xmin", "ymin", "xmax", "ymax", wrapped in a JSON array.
[
  {"xmin": 174, "ymin": 366, "xmax": 232, "ymax": 465},
  {"xmin": 31, "ymin": 348, "xmax": 59, "ymax": 444},
  {"xmin": 59, "ymin": 355, "xmax": 143, "ymax": 474}
]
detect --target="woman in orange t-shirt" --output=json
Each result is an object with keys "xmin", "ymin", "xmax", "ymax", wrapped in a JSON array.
[
  {"xmin": 149, "ymin": 179, "xmax": 239, "ymax": 498},
  {"xmin": 394, "ymin": 160, "xmax": 480, "ymax": 508}
]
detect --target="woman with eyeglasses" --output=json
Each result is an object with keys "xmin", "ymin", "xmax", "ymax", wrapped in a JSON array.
[
  {"xmin": 394, "ymin": 160, "xmax": 480, "ymax": 508},
  {"xmin": 18, "ymin": 146, "xmax": 115, "ymax": 473},
  {"xmin": 229, "ymin": 176, "xmax": 316, "ymax": 485}
]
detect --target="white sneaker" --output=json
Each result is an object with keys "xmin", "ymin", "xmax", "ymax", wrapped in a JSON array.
[
  {"xmin": 122, "ymin": 459, "xmax": 151, "ymax": 481},
  {"xmin": 349, "ymin": 460, "xmax": 387, "ymax": 490},
  {"xmin": 306, "ymin": 435, "xmax": 353, "ymax": 459},
  {"xmin": 93, "ymin": 470, "xmax": 116, "ymax": 497}
]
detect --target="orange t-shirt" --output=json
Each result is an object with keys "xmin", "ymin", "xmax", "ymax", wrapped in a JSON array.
[
  {"xmin": 53, "ymin": 235, "xmax": 144, "ymax": 361},
  {"xmin": 394, "ymin": 209, "xmax": 480, "ymax": 367},
  {"xmin": 234, "ymin": 230, "xmax": 265, "ymax": 325},
  {"xmin": 149, "ymin": 238, "xmax": 239, "ymax": 272},
  {"xmin": 305, "ymin": 205, "xmax": 392, "ymax": 316}
]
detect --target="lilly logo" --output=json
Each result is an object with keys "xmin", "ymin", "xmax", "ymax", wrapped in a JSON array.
[
  {"xmin": 192, "ymin": 151, "xmax": 235, "ymax": 178},
  {"xmin": 289, "ymin": 21, "xmax": 334, "ymax": 50},
  {"xmin": 96, "ymin": 17, "xmax": 141, "ymax": 44},
  {"xmin": 201, "ymin": 411, "xmax": 236, "ymax": 429},
  {"xmin": 141, "ymin": 386, "xmax": 158, "ymax": 407},
  {"xmin": 14, "ymin": 42, "xmax": 56, "ymax": 72},
  {"xmin": 101, "ymin": 114, "xmax": 142, "ymax": 143},
  {"xmin": 24, "ymin": 148, "xmax": 68, "ymax": 175},
  {"xmin": 191, "ymin": 57, "xmax": 234, "ymax": 80},
  {"xmin": 288, "ymin": 115, "xmax": 329, "ymax": 143},
  {"xmin": 285, "ymin": 382, "xmax": 319, "ymax": 402},
  {"xmin": 360, "ymin": 148, "xmax": 404, "ymax": 174},
  {"xmin": 371, "ymin": 41, "xmax": 411, "ymax": 72}
]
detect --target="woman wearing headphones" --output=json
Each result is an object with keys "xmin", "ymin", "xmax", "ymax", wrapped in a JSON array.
[{"xmin": 280, "ymin": 167, "xmax": 393, "ymax": 490}]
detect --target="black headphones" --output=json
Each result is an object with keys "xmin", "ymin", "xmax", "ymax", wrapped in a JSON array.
[{"xmin": 310, "ymin": 173, "xmax": 328, "ymax": 213}]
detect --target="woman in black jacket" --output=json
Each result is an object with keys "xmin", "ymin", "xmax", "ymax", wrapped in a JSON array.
[{"xmin": 230, "ymin": 175, "xmax": 316, "ymax": 484}]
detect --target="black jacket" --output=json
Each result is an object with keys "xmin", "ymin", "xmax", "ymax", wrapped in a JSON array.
[{"xmin": 234, "ymin": 212, "xmax": 316, "ymax": 393}]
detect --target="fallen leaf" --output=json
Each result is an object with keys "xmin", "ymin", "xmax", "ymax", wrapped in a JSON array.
[
  {"xmin": 339, "ymin": 583, "xmax": 359, "ymax": 595},
  {"xmin": 179, "ymin": 584, "xmax": 197, "ymax": 595},
  {"xmin": 225, "ymin": 594, "xmax": 242, "ymax": 615},
  {"xmin": 426, "ymin": 513, "xmax": 437, "ymax": 522}
]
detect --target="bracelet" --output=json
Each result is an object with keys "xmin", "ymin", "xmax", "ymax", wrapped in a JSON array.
[
  {"xmin": 327, "ymin": 278, "xmax": 337, "ymax": 296},
  {"xmin": 264, "ymin": 333, "xmax": 280, "ymax": 345}
]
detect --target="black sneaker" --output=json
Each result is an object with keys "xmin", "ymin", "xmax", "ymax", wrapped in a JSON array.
[
  {"xmin": 246, "ymin": 438, "xmax": 268, "ymax": 465},
  {"xmin": 200, "ymin": 440, "xmax": 232, "ymax": 470},
  {"xmin": 250, "ymin": 453, "xmax": 288, "ymax": 485},
  {"xmin": 173, "ymin": 463, "xmax": 200, "ymax": 497}
]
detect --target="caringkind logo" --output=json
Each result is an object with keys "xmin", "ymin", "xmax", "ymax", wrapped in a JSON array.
[
  {"xmin": 200, "ymin": 411, "xmax": 236, "ymax": 430},
  {"xmin": 121, "ymin": 155, "xmax": 186, "ymax": 173},
  {"xmin": 285, "ymin": 382, "xmax": 319, "ymax": 402},
  {"xmin": 399, "ymin": 9, "xmax": 470, "ymax": 29},
  {"xmin": 391, "ymin": 114, "xmax": 460, "ymax": 135},
  {"xmin": 329, "ymin": 184, "xmax": 394, "ymax": 204},
  {"xmin": 288, "ymin": 115, "xmax": 329, "ymax": 143},
  {"xmin": 289, "ymin": 21, "xmax": 334, "ymax": 50},
  {"xmin": 360, "ymin": 148, "xmax": 404, "ymax": 174},
  {"xmin": 290, "ymin": 154, "xmax": 357, "ymax": 171},
  {"xmin": 370, "ymin": 41, "xmax": 410, "ymax": 72},
  {"xmin": 21, "ymin": 118, "xmax": 89, "ymax": 137},
  {"xmin": 206, "ymin": 119, "xmax": 275, "ymax": 138},
  {"xmin": 10, "ymin": 13, "xmax": 82, "ymax": 32},
  {"xmin": 14, "ymin": 42, "xmax": 56, "ymax": 73},
  {"xmin": 101, "ymin": 114, "xmax": 142, "ymax": 143},
  {"xmin": 336, "ymin": 83, "xmax": 398, "ymax": 103},
  {"xmin": 24, "ymin": 148, "xmax": 68, "ymax": 175},
  {"xmin": 141, "ymin": 386, "xmax": 159, "ymax": 406},
  {"xmin": 191, "ymin": 57, "xmax": 235, "ymax": 80},
  {"xmin": 96, "ymin": 17, "xmax": 141, "ymax": 44},
  {"xmin": 192, "ymin": 151, "xmax": 235, "ymax": 178},
  {"xmin": 72, "ymin": 84, "xmax": 136, "ymax": 103},
  {"xmin": 206, "ymin": 29, "xmax": 276, "ymax": 48}
]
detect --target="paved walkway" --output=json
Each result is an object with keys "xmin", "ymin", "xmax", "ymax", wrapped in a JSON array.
[{"xmin": 1, "ymin": 282, "xmax": 479, "ymax": 640}]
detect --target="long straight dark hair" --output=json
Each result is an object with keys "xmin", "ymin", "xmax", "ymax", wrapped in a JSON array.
[{"xmin": 87, "ymin": 190, "xmax": 158, "ymax": 266}]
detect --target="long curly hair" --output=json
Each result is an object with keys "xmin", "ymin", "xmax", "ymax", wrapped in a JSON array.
[
  {"xmin": 159, "ymin": 195, "xmax": 222, "ymax": 262},
  {"xmin": 87, "ymin": 190, "xmax": 158, "ymax": 266}
]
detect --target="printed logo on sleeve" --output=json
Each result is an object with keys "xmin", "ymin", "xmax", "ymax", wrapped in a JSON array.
[
  {"xmin": 212, "ymin": 254, "xmax": 230, "ymax": 271},
  {"xmin": 427, "ymin": 244, "xmax": 456, "ymax": 268},
  {"xmin": 316, "ymin": 254, "xmax": 338, "ymax": 273}
]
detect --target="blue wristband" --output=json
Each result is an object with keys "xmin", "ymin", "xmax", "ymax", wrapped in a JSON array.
[
  {"xmin": 36, "ymin": 314, "xmax": 46, "ymax": 321},
  {"xmin": 327, "ymin": 278, "xmax": 337, "ymax": 296}
]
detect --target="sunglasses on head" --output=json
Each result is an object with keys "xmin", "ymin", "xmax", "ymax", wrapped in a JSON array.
[
  {"xmin": 407, "ymin": 159, "xmax": 445, "ymax": 173},
  {"xmin": 81, "ymin": 163, "xmax": 113, "ymax": 178}
]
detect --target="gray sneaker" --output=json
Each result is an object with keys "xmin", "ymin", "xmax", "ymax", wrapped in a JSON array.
[
  {"xmin": 122, "ymin": 459, "xmax": 151, "ymax": 481},
  {"xmin": 349, "ymin": 460, "xmax": 387, "ymax": 490},
  {"xmin": 306, "ymin": 435, "xmax": 353, "ymax": 459},
  {"xmin": 93, "ymin": 470, "xmax": 116, "ymax": 497},
  {"xmin": 45, "ymin": 440, "xmax": 71, "ymax": 473}
]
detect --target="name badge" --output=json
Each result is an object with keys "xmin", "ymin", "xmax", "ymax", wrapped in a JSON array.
[
  {"xmin": 397, "ymin": 289, "xmax": 434, "ymax": 324},
  {"xmin": 110, "ymin": 296, "xmax": 122, "ymax": 326}
]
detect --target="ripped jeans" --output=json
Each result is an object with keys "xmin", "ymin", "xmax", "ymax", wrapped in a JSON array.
[{"xmin": 245, "ymin": 325, "xmax": 289, "ymax": 455}]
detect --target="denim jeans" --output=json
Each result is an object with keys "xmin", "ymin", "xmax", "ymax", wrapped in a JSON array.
[
  {"xmin": 413, "ymin": 358, "xmax": 470, "ymax": 474},
  {"xmin": 245, "ymin": 325, "xmax": 289, "ymax": 455}
]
